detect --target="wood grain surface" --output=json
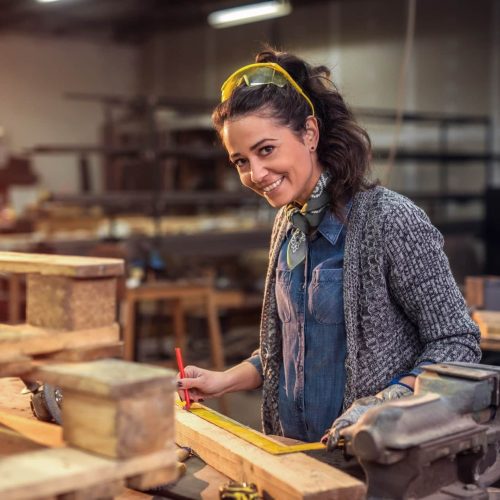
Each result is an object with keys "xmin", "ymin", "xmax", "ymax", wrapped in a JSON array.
[{"xmin": 0, "ymin": 251, "xmax": 124, "ymax": 277}]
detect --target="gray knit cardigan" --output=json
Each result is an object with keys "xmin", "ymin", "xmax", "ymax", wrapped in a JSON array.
[{"xmin": 258, "ymin": 186, "xmax": 481, "ymax": 435}]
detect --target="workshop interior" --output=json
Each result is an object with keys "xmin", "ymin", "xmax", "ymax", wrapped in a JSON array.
[{"xmin": 0, "ymin": 0, "xmax": 499, "ymax": 499}]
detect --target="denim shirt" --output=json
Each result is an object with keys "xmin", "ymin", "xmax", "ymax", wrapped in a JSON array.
[
  {"xmin": 246, "ymin": 208, "xmax": 348, "ymax": 441},
  {"xmin": 273, "ymin": 209, "xmax": 347, "ymax": 441}
]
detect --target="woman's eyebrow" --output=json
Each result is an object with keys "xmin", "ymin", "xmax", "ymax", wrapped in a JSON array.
[
  {"xmin": 250, "ymin": 138, "xmax": 277, "ymax": 151},
  {"xmin": 229, "ymin": 138, "xmax": 278, "ymax": 160}
]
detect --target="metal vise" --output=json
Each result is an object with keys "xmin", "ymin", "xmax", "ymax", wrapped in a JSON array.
[{"xmin": 342, "ymin": 362, "xmax": 500, "ymax": 499}]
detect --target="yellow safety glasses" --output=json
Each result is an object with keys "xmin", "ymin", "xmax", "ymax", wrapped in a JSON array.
[{"xmin": 220, "ymin": 62, "xmax": 315, "ymax": 116}]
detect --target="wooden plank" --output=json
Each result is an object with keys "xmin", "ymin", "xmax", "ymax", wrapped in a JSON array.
[
  {"xmin": 0, "ymin": 446, "xmax": 177, "ymax": 500},
  {"xmin": 0, "ymin": 323, "xmax": 120, "ymax": 362},
  {"xmin": 34, "ymin": 359, "xmax": 176, "ymax": 398},
  {"xmin": 27, "ymin": 275, "xmax": 117, "ymax": 330},
  {"xmin": 0, "ymin": 251, "xmax": 124, "ymax": 278},
  {"xmin": 0, "ymin": 411, "xmax": 65, "ymax": 448},
  {"xmin": 116, "ymin": 490, "xmax": 154, "ymax": 500},
  {"xmin": 58, "ymin": 478, "xmax": 125, "ymax": 500},
  {"xmin": 0, "ymin": 355, "xmax": 33, "ymax": 377},
  {"xmin": 175, "ymin": 406, "xmax": 365, "ymax": 500},
  {"xmin": 473, "ymin": 310, "xmax": 500, "ymax": 339},
  {"xmin": 126, "ymin": 466, "xmax": 176, "ymax": 491},
  {"xmin": 39, "ymin": 342, "xmax": 124, "ymax": 362},
  {"xmin": 0, "ymin": 426, "xmax": 48, "ymax": 456},
  {"xmin": 0, "ymin": 378, "xmax": 34, "ymax": 418},
  {"xmin": 465, "ymin": 276, "xmax": 484, "ymax": 308}
]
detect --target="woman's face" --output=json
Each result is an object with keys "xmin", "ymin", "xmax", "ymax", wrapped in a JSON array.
[{"xmin": 222, "ymin": 113, "xmax": 322, "ymax": 207}]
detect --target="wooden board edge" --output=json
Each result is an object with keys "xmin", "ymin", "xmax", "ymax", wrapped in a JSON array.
[
  {"xmin": 0, "ymin": 323, "xmax": 120, "ymax": 363},
  {"xmin": 175, "ymin": 406, "xmax": 365, "ymax": 500},
  {"xmin": 0, "ymin": 445, "xmax": 178, "ymax": 500}
]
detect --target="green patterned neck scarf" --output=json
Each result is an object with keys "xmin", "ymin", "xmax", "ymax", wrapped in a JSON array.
[{"xmin": 285, "ymin": 171, "xmax": 331, "ymax": 270}]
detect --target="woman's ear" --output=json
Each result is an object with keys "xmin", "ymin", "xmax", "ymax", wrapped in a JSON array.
[{"xmin": 303, "ymin": 115, "xmax": 319, "ymax": 150}]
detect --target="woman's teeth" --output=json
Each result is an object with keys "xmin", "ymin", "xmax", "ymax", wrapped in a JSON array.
[{"xmin": 262, "ymin": 177, "xmax": 284, "ymax": 193}]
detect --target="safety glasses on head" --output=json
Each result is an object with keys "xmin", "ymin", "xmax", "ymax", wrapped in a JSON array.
[{"xmin": 220, "ymin": 62, "xmax": 315, "ymax": 116}]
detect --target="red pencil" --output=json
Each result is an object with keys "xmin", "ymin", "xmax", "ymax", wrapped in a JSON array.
[{"xmin": 175, "ymin": 347, "xmax": 191, "ymax": 410}]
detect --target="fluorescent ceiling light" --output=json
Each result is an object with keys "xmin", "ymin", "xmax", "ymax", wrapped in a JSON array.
[
  {"xmin": 37, "ymin": 0, "xmax": 64, "ymax": 3},
  {"xmin": 208, "ymin": 1, "xmax": 292, "ymax": 29}
]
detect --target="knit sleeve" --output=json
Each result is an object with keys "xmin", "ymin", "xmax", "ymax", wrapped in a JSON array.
[{"xmin": 383, "ymin": 200, "xmax": 481, "ymax": 364}]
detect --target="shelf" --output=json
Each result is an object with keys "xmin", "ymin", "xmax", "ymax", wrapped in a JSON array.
[
  {"xmin": 373, "ymin": 150, "xmax": 499, "ymax": 163},
  {"xmin": 356, "ymin": 107, "xmax": 490, "ymax": 126},
  {"xmin": 48, "ymin": 191, "xmax": 262, "ymax": 209}
]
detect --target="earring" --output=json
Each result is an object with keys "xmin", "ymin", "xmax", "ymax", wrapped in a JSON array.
[{"xmin": 310, "ymin": 146, "xmax": 315, "ymax": 152}]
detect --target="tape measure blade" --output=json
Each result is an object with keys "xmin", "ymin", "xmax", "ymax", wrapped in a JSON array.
[{"xmin": 182, "ymin": 402, "xmax": 325, "ymax": 454}]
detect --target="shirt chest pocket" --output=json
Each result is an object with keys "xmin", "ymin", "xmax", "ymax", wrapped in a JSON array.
[
  {"xmin": 309, "ymin": 268, "xmax": 344, "ymax": 325},
  {"xmin": 275, "ymin": 269, "xmax": 293, "ymax": 323}
]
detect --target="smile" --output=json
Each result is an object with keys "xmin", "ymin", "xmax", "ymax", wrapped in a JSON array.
[{"xmin": 262, "ymin": 177, "xmax": 284, "ymax": 193}]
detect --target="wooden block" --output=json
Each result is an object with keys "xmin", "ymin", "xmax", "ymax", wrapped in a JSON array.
[
  {"xmin": 0, "ymin": 251, "xmax": 124, "ymax": 278},
  {"xmin": 0, "ymin": 323, "xmax": 120, "ymax": 363},
  {"xmin": 126, "ymin": 465, "xmax": 178, "ymax": 490},
  {"xmin": 0, "ymin": 446, "xmax": 177, "ymax": 500},
  {"xmin": 62, "ymin": 387, "xmax": 175, "ymax": 458},
  {"xmin": 473, "ymin": 310, "xmax": 500, "ymax": 338},
  {"xmin": 39, "ymin": 342, "xmax": 124, "ymax": 362},
  {"xmin": 465, "ymin": 276, "xmax": 484, "ymax": 308},
  {"xmin": 37, "ymin": 360, "xmax": 176, "ymax": 458},
  {"xmin": 175, "ymin": 405, "xmax": 365, "ymax": 500},
  {"xmin": 58, "ymin": 478, "xmax": 125, "ymax": 500},
  {"xmin": 35, "ymin": 359, "xmax": 176, "ymax": 398},
  {"xmin": 27, "ymin": 275, "xmax": 117, "ymax": 330}
]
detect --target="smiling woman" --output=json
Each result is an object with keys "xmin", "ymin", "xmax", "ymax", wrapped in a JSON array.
[
  {"xmin": 176, "ymin": 46, "xmax": 481, "ymax": 450},
  {"xmin": 222, "ymin": 114, "xmax": 322, "ymax": 207}
]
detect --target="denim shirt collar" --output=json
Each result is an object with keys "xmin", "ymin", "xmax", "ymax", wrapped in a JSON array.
[{"xmin": 285, "ymin": 198, "xmax": 352, "ymax": 248}]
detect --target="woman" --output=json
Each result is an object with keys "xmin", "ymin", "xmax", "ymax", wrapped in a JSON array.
[{"xmin": 177, "ymin": 48, "xmax": 481, "ymax": 450}]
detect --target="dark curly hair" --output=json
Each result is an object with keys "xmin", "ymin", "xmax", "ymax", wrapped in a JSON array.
[{"xmin": 212, "ymin": 47, "xmax": 376, "ymax": 217}]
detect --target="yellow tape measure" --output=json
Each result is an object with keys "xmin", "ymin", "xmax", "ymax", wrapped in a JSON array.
[{"xmin": 176, "ymin": 400, "xmax": 325, "ymax": 455}]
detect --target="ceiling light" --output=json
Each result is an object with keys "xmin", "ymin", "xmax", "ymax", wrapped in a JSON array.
[
  {"xmin": 208, "ymin": 1, "xmax": 292, "ymax": 29},
  {"xmin": 37, "ymin": 0, "xmax": 64, "ymax": 3}
]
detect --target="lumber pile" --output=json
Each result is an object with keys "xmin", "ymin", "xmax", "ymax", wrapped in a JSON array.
[
  {"xmin": 0, "ymin": 252, "xmax": 178, "ymax": 499},
  {"xmin": 0, "ymin": 251, "xmax": 124, "ymax": 376},
  {"xmin": 0, "ymin": 359, "xmax": 178, "ymax": 499}
]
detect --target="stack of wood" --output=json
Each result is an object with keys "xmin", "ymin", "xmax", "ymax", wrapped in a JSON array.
[
  {"xmin": 0, "ymin": 251, "xmax": 124, "ymax": 377},
  {"xmin": 0, "ymin": 251, "xmax": 178, "ymax": 498},
  {"xmin": 0, "ymin": 359, "xmax": 178, "ymax": 499}
]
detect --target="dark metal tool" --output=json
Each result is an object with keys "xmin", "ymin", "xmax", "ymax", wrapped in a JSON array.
[
  {"xmin": 342, "ymin": 362, "xmax": 500, "ymax": 499},
  {"xmin": 21, "ymin": 379, "xmax": 62, "ymax": 425}
]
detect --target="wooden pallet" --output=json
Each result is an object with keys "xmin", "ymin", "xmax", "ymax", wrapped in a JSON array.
[
  {"xmin": 0, "ymin": 251, "xmax": 124, "ymax": 376},
  {"xmin": 0, "ymin": 413, "xmax": 177, "ymax": 500},
  {"xmin": 0, "ymin": 359, "xmax": 178, "ymax": 499}
]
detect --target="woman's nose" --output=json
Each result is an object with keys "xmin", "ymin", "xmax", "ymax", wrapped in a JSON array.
[{"xmin": 250, "ymin": 160, "xmax": 268, "ymax": 184}]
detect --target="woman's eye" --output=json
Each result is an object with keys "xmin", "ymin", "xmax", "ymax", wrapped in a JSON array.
[
  {"xmin": 232, "ymin": 158, "xmax": 247, "ymax": 169},
  {"xmin": 260, "ymin": 145, "xmax": 274, "ymax": 156}
]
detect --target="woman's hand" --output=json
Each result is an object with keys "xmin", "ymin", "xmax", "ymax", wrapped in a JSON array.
[
  {"xmin": 177, "ymin": 366, "xmax": 229, "ymax": 402},
  {"xmin": 321, "ymin": 382, "xmax": 414, "ymax": 451},
  {"xmin": 177, "ymin": 361, "xmax": 263, "ymax": 403}
]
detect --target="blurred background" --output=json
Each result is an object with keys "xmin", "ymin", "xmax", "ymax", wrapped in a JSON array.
[{"xmin": 0, "ymin": 0, "xmax": 498, "ymax": 421}]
